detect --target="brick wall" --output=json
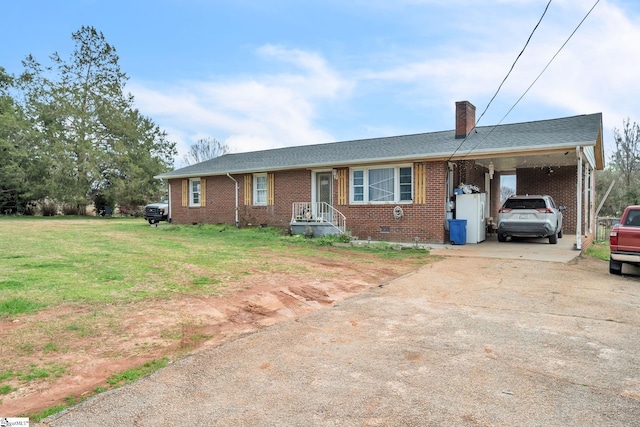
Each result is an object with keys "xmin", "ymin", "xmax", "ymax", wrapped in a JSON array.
[
  {"xmin": 516, "ymin": 166, "xmax": 577, "ymax": 234},
  {"xmin": 581, "ymin": 233, "xmax": 594, "ymax": 250},
  {"xmin": 169, "ymin": 176, "xmax": 236, "ymax": 225},
  {"xmin": 336, "ymin": 162, "xmax": 447, "ymax": 243},
  {"xmin": 489, "ymin": 172, "xmax": 502, "ymax": 221},
  {"xmin": 456, "ymin": 160, "xmax": 488, "ymax": 192},
  {"xmin": 169, "ymin": 163, "xmax": 449, "ymax": 243},
  {"xmin": 167, "ymin": 161, "xmax": 589, "ymax": 244},
  {"xmin": 169, "ymin": 170, "xmax": 312, "ymax": 227},
  {"xmin": 240, "ymin": 169, "xmax": 312, "ymax": 227}
]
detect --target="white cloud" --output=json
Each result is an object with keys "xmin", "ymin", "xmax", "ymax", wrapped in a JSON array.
[
  {"xmin": 357, "ymin": 0, "xmax": 640, "ymax": 153},
  {"xmin": 130, "ymin": 45, "xmax": 353, "ymax": 167},
  {"xmin": 130, "ymin": 0, "xmax": 639, "ymax": 167}
]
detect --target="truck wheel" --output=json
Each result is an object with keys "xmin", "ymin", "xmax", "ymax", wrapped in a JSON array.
[
  {"xmin": 549, "ymin": 232, "xmax": 558, "ymax": 244},
  {"xmin": 558, "ymin": 228, "xmax": 563, "ymax": 238},
  {"xmin": 497, "ymin": 233, "xmax": 506, "ymax": 242},
  {"xmin": 148, "ymin": 219, "xmax": 156, "ymax": 225},
  {"xmin": 609, "ymin": 259, "xmax": 622, "ymax": 275}
]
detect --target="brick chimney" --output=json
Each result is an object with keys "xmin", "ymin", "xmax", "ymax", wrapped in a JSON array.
[{"xmin": 455, "ymin": 101, "xmax": 476, "ymax": 139}]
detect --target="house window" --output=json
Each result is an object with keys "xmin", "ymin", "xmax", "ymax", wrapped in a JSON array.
[
  {"xmin": 350, "ymin": 165, "xmax": 413, "ymax": 204},
  {"xmin": 254, "ymin": 173, "xmax": 267, "ymax": 206},
  {"xmin": 190, "ymin": 178, "xmax": 201, "ymax": 206},
  {"xmin": 353, "ymin": 170, "xmax": 364, "ymax": 202},
  {"xmin": 369, "ymin": 168, "xmax": 394, "ymax": 201},
  {"xmin": 399, "ymin": 167, "xmax": 412, "ymax": 201}
]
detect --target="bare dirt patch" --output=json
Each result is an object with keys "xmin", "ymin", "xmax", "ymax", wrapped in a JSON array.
[{"xmin": 0, "ymin": 248, "xmax": 426, "ymax": 417}]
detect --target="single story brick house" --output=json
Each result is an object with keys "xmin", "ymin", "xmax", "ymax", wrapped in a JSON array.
[{"xmin": 155, "ymin": 101, "xmax": 604, "ymax": 249}]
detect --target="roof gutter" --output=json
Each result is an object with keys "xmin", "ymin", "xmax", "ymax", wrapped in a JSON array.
[{"xmin": 155, "ymin": 143, "xmax": 594, "ymax": 180}]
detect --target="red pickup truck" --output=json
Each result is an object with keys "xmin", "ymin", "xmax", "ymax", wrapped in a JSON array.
[{"xmin": 609, "ymin": 205, "xmax": 640, "ymax": 274}]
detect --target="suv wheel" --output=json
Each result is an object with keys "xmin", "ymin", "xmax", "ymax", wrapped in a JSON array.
[
  {"xmin": 558, "ymin": 228, "xmax": 563, "ymax": 238},
  {"xmin": 549, "ymin": 232, "xmax": 558, "ymax": 244},
  {"xmin": 497, "ymin": 233, "xmax": 507, "ymax": 242}
]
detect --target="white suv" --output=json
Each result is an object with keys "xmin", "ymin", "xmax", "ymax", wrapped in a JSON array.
[{"xmin": 497, "ymin": 195, "xmax": 565, "ymax": 244}]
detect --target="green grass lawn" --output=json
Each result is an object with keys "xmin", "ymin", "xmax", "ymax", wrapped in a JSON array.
[
  {"xmin": 0, "ymin": 217, "xmax": 429, "ymax": 316},
  {"xmin": 0, "ymin": 216, "xmax": 609, "ymax": 316},
  {"xmin": 584, "ymin": 242, "xmax": 610, "ymax": 262},
  {"xmin": 0, "ymin": 217, "xmax": 301, "ymax": 313}
]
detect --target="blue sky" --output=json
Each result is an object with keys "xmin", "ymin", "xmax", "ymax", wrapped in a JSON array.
[{"xmin": 2, "ymin": 0, "xmax": 639, "ymax": 168}]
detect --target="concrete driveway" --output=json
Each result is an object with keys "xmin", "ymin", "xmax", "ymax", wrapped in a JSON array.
[
  {"xmin": 427, "ymin": 233, "xmax": 580, "ymax": 263},
  {"xmin": 39, "ymin": 244, "xmax": 640, "ymax": 426}
]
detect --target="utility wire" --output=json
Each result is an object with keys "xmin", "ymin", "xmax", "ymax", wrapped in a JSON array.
[
  {"xmin": 447, "ymin": 0, "xmax": 552, "ymax": 162},
  {"xmin": 461, "ymin": 0, "xmax": 601, "ymax": 158}
]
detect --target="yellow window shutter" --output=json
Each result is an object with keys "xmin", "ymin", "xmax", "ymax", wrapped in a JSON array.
[
  {"xmin": 267, "ymin": 173, "xmax": 275, "ymax": 205},
  {"xmin": 414, "ymin": 164, "xmax": 426, "ymax": 204},
  {"xmin": 244, "ymin": 174, "xmax": 252, "ymax": 205},
  {"xmin": 338, "ymin": 169, "xmax": 347, "ymax": 205},
  {"xmin": 182, "ymin": 179, "xmax": 188, "ymax": 207},
  {"xmin": 200, "ymin": 178, "xmax": 206, "ymax": 207}
]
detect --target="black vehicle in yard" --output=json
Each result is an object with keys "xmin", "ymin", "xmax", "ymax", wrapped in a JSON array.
[
  {"xmin": 143, "ymin": 200, "xmax": 169, "ymax": 225},
  {"xmin": 497, "ymin": 195, "xmax": 565, "ymax": 244}
]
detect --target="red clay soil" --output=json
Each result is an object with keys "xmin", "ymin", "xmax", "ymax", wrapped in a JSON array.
[{"xmin": 0, "ymin": 249, "xmax": 426, "ymax": 417}]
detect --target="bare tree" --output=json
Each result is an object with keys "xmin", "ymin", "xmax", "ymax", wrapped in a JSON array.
[
  {"xmin": 612, "ymin": 118, "xmax": 640, "ymax": 187},
  {"xmin": 500, "ymin": 185, "xmax": 515, "ymax": 202},
  {"xmin": 183, "ymin": 137, "xmax": 229, "ymax": 166},
  {"xmin": 605, "ymin": 118, "xmax": 640, "ymax": 207}
]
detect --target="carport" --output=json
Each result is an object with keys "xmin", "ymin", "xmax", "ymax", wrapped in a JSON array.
[{"xmin": 450, "ymin": 109, "xmax": 604, "ymax": 251}]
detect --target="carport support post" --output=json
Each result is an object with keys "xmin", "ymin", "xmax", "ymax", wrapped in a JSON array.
[{"xmin": 576, "ymin": 146, "xmax": 582, "ymax": 251}]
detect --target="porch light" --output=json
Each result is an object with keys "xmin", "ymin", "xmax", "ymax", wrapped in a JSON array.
[{"xmin": 488, "ymin": 161, "xmax": 494, "ymax": 179}]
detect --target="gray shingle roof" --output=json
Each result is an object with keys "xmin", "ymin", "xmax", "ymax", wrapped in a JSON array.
[{"xmin": 156, "ymin": 113, "xmax": 602, "ymax": 179}]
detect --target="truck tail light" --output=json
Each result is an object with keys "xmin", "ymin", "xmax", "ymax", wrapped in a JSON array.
[{"xmin": 610, "ymin": 229, "xmax": 618, "ymax": 246}]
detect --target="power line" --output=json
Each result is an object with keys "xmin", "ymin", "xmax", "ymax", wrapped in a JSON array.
[
  {"xmin": 461, "ymin": 0, "xmax": 601, "ymax": 158},
  {"xmin": 447, "ymin": 0, "xmax": 553, "ymax": 162}
]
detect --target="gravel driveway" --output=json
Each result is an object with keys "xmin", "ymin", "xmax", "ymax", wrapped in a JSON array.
[{"xmin": 38, "ymin": 253, "xmax": 640, "ymax": 426}]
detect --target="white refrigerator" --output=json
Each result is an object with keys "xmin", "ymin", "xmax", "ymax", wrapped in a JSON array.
[{"xmin": 455, "ymin": 193, "xmax": 487, "ymax": 244}]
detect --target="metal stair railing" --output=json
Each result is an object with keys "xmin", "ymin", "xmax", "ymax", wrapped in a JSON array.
[{"xmin": 291, "ymin": 202, "xmax": 346, "ymax": 233}]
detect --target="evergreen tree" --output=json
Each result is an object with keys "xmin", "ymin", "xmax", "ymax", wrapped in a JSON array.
[
  {"xmin": 18, "ymin": 26, "xmax": 176, "ymax": 213},
  {"xmin": 0, "ymin": 67, "xmax": 30, "ymax": 213}
]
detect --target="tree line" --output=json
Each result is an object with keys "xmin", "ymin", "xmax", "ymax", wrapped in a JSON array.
[
  {"xmin": 596, "ymin": 118, "xmax": 640, "ymax": 217},
  {"xmin": 0, "ymin": 26, "xmax": 176, "ymax": 215}
]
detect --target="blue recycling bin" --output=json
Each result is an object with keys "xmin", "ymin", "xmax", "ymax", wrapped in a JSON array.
[{"xmin": 448, "ymin": 219, "xmax": 467, "ymax": 245}]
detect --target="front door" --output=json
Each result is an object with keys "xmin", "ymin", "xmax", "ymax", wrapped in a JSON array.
[{"xmin": 316, "ymin": 172, "xmax": 332, "ymax": 220}]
